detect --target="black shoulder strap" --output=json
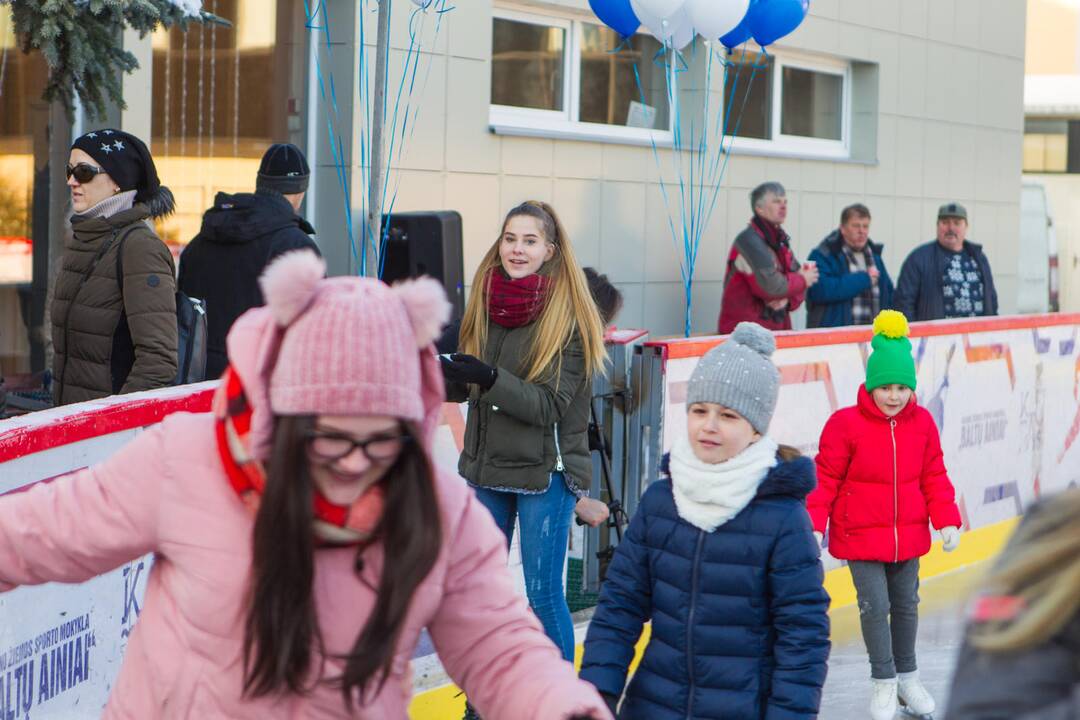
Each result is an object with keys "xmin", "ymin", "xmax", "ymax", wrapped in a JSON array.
[{"xmin": 113, "ymin": 225, "xmax": 142, "ymax": 299}]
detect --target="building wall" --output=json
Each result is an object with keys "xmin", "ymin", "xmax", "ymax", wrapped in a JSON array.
[
  {"xmin": 331, "ymin": 0, "xmax": 1026, "ymax": 337},
  {"xmin": 1026, "ymin": 0, "xmax": 1079, "ymax": 75}
]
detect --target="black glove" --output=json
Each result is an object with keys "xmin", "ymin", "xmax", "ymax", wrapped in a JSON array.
[{"xmin": 439, "ymin": 353, "xmax": 497, "ymax": 390}]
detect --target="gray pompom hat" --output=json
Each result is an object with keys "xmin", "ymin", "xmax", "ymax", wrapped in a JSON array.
[{"xmin": 686, "ymin": 322, "xmax": 780, "ymax": 434}]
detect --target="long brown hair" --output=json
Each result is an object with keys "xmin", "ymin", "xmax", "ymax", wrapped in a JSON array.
[
  {"xmin": 971, "ymin": 488, "xmax": 1080, "ymax": 653},
  {"xmin": 242, "ymin": 415, "xmax": 442, "ymax": 705},
  {"xmin": 459, "ymin": 201, "xmax": 607, "ymax": 383}
]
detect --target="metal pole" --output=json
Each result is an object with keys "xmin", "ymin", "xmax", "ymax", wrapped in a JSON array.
[{"xmin": 366, "ymin": 0, "xmax": 392, "ymax": 277}]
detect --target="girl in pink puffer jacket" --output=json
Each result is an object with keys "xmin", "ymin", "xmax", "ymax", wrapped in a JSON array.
[{"xmin": 0, "ymin": 250, "xmax": 610, "ymax": 720}]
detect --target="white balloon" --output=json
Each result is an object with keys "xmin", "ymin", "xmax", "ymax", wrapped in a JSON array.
[
  {"xmin": 632, "ymin": 0, "xmax": 687, "ymax": 21},
  {"xmin": 684, "ymin": 0, "xmax": 750, "ymax": 41},
  {"xmin": 670, "ymin": 13, "xmax": 697, "ymax": 50},
  {"xmin": 632, "ymin": 0, "xmax": 693, "ymax": 42},
  {"xmin": 630, "ymin": 0, "xmax": 686, "ymax": 38}
]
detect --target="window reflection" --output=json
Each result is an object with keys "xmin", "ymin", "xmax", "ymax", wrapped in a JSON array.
[
  {"xmin": 0, "ymin": 6, "xmax": 47, "ymax": 373},
  {"xmin": 724, "ymin": 49, "xmax": 773, "ymax": 140},
  {"xmin": 579, "ymin": 24, "xmax": 669, "ymax": 130},
  {"xmin": 491, "ymin": 18, "xmax": 566, "ymax": 111},
  {"xmin": 150, "ymin": 0, "xmax": 307, "ymax": 251}
]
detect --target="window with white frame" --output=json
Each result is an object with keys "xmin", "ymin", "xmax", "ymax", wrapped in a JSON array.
[
  {"xmin": 724, "ymin": 48, "xmax": 851, "ymax": 157},
  {"xmin": 490, "ymin": 8, "xmax": 853, "ymax": 157},
  {"xmin": 490, "ymin": 8, "xmax": 671, "ymax": 144}
]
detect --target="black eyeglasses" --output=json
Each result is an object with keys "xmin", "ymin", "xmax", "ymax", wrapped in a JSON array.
[
  {"xmin": 66, "ymin": 163, "xmax": 106, "ymax": 184},
  {"xmin": 305, "ymin": 429, "xmax": 411, "ymax": 464}
]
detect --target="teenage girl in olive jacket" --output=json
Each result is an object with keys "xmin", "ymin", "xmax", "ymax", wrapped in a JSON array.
[{"xmin": 441, "ymin": 201, "xmax": 607, "ymax": 673}]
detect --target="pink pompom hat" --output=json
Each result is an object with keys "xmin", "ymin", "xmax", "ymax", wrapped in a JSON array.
[{"xmin": 224, "ymin": 249, "xmax": 451, "ymax": 458}]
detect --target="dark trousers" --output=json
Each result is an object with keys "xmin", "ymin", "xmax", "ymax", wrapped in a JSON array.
[{"xmin": 848, "ymin": 558, "xmax": 920, "ymax": 679}]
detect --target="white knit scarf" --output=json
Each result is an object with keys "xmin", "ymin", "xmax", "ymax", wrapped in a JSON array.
[{"xmin": 670, "ymin": 434, "xmax": 779, "ymax": 532}]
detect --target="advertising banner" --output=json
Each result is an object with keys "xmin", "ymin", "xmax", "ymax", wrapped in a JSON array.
[{"xmin": 654, "ymin": 315, "xmax": 1080, "ymax": 572}]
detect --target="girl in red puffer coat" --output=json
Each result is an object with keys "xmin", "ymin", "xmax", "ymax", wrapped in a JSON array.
[{"xmin": 807, "ymin": 310, "xmax": 962, "ymax": 720}]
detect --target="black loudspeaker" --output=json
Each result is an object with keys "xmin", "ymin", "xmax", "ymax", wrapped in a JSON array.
[{"xmin": 380, "ymin": 211, "xmax": 465, "ymax": 321}]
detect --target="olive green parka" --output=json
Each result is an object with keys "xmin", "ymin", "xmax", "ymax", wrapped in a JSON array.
[{"xmin": 448, "ymin": 322, "xmax": 593, "ymax": 494}]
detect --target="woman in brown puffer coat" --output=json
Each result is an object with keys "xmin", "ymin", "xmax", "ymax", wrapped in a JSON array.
[{"xmin": 51, "ymin": 129, "xmax": 178, "ymax": 405}]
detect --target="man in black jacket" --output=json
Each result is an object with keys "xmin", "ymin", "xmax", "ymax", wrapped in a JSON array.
[
  {"xmin": 893, "ymin": 202, "xmax": 998, "ymax": 322},
  {"xmin": 178, "ymin": 143, "xmax": 320, "ymax": 378}
]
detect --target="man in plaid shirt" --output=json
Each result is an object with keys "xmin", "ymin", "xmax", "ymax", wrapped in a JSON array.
[{"xmin": 806, "ymin": 204, "xmax": 895, "ymax": 329}]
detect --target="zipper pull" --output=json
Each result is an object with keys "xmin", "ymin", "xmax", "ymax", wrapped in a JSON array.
[{"xmin": 553, "ymin": 422, "xmax": 565, "ymax": 472}]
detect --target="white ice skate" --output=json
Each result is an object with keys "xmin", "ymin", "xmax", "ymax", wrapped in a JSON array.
[
  {"xmin": 898, "ymin": 671, "xmax": 936, "ymax": 718},
  {"xmin": 870, "ymin": 678, "xmax": 898, "ymax": 720}
]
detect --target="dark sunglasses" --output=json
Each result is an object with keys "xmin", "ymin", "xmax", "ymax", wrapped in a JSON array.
[
  {"xmin": 66, "ymin": 163, "xmax": 106, "ymax": 184},
  {"xmin": 305, "ymin": 429, "xmax": 412, "ymax": 464}
]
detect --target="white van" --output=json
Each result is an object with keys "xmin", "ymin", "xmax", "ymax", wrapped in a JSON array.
[{"xmin": 1019, "ymin": 181, "xmax": 1059, "ymax": 313}]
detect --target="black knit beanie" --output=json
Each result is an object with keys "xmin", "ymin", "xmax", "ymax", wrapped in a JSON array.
[
  {"xmin": 71, "ymin": 129, "xmax": 174, "ymax": 218},
  {"xmin": 256, "ymin": 143, "xmax": 310, "ymax": 195}
]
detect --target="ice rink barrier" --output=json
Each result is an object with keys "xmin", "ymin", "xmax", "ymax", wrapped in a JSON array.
[
  {"xmin": 630, "ymin": 312, "xmax": 1080, "ymax": 606},
  {"xmin": 1, "ymin": 316, "xmax": 1077, "ymax": 717}
]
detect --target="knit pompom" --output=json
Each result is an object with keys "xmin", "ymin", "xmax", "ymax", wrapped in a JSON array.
[
  {"xmin": 393, "ymin": 276, "xmax": 452, "ymax": 348},
  {"xmin": 259, "ymin": 249, "xmax": 326, "ymax": 327},
  {"xmin": 731, "ymin": 322, "xmax": 776, "ymax": 357},
  {"xmin": 873, "ymin": 310, "xmax": 910, "ymax": 339}
]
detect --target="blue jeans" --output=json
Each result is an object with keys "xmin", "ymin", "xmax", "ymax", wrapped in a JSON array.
[{"xmin": 474, "ymin": 474, "xmax": 577, "ymax": 661}]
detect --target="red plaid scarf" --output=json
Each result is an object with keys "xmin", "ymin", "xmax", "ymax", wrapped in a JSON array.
[
  {"xmin": 486, "ymin": 268, "xmax": 552, "ymax": 328},
  {"xmin": 213, "ymin": 366, "xmax": 386, "ymax": 544}
]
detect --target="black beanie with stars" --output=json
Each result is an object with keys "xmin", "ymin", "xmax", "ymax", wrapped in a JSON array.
[{"xmin": 71, "ymin": 129, "xmax": 175, "ymax": 218}]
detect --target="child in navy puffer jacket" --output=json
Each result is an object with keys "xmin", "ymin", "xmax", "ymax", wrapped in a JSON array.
[{"xmin": 580, "ymin": 322, "xmax": 831, "ymax": 720}]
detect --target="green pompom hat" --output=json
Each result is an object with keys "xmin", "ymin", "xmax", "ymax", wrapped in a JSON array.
[{"xmin": 865, "ymin": 310, "xmax": 917, "ymax": 391}]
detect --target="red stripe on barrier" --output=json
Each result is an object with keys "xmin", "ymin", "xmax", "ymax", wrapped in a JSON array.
[
  {"xmin": 650, "ymin": 313, "xmax": 1080, "ymax": 360},
  {"xmin": 0, "ymin": 388, "xmax": 214, "ymax": 463}
]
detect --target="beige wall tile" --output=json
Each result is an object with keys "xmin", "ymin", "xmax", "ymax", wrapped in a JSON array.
[
  {"xmin": 867, "ymin": 0, "xmax": 901, "ymax": 33},
  {"xmin": 690, "ymin": 281, "xmax": 725, "ymax": 335},
  {"xmin": 600, "ymin": 182, "xmax": 647, "ymax": 283},
  {"xmin": 643, "ymin": 188, "xmax": 684, "ymax": 284},
  {"xmin": 947, "ymin": 125, "xmax": 978, "ymax": 201},
  {"xmin": 865, "ymin": 114, "xmax": 897, "ymax": 197},
  {"xmin": 896, "ymin": 36, "xmax": 928, "ymax": 119},
  {"xmin": 445, "ymin": 58, "xmax": 500, "ymax": 174},
  {"xmin": 444, "ymin": 172, "xmax": 500, "ymax": 277},
  {"xmin": 501, "ymin": 137, "xmax": 555, "ymax": 177},
  {"xmin": 446, "ymin": 0, "xmax": 492, "ymax": 60},
  {"xmin": 953, "ymin": 0, "xmax": 983, "ymax": 50},
  {"xmin": 644, "ymin": 282, "xmax": 690, "ymax": 338},
  {"xmin": 921, "ymin": 121, "xmax": 953, "ymax": 199},
  {"xmin": 900, "ymin": 0, "xmax": 930, "ymax": 37},
  {"xmin": 894, "ymin": 117, "xmax": 926, "ymax": 198},
  {"xmin": 981, "ymin": 0, "xmax": 1027, "ymax": 59},
  {"xmin": 835, "ymin": 162, "xmax": 866, "ymax": 195},
  {"xmin": 552, "ymin": 178, "xmax": 603, "ymax": 269},
  {"xmin": 802, "ymin": 160, "xmax": 836, "ymax": 194},
  {"xmin": 867, "ymin": 30, "xmax": 900, "ymax": 116},
  {"xmin": 554, "ymin": 142, "xmax": 603, "ymax": 179},
  {"xmin": 500, "ymin": 175, "xmax": 554, "ymax": 210},
  {"xmin": 927, "ymin": 0, "xmax": 958, "ymax": 45}
]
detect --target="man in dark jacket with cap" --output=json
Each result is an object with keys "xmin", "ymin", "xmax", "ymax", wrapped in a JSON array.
[
  {"xmin": 178, "ymin": 143, "xmax": 320, "ymax": 378},
  {"xmin": 893, "ymin": 203, "xmax": 998, "ymax": 322}
]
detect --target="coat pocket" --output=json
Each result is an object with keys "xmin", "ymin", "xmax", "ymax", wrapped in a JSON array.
[{"xmin": 486, "ymin": 410, "xmax": 545, "ymax": 467}]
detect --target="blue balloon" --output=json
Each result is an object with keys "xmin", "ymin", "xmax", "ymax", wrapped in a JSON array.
[
  {"xmin": 588, "ymin": 0, "xmax": 641, "ymax": 39},
  {"xmin": 747, "ymin": 0, "xmax": 809, "ymax": 47},
  {"xmin": 719, "ymin": 2, "xmax": 755, "ymax": 50}
]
